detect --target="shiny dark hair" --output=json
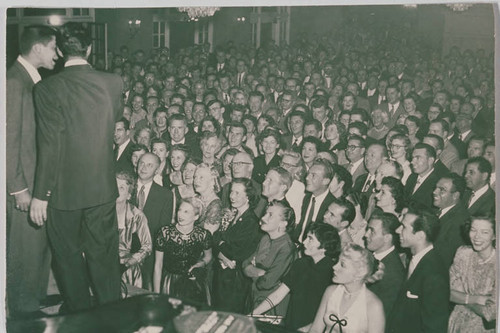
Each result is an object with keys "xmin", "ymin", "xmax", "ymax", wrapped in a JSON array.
[
  {"xmin": 57, "ymin": 22, "xmax": 92, "ymax": 58},
  {"xmin": 306, "ymin": 223, "xmax": 341, "ymax": 262},
  {"xmin": 19, "ymin": 25, "xmax": 57, "ymax": 56}
]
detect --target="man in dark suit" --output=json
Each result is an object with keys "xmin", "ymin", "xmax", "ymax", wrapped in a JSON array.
[
  {"xmin": 114, "ymin": 118, "xmax": 134, "ymax": 174},
  {"xmin": 292, "ymin": 159, "xmax": 335, "ymax": 243},
  {"xmin": 281, "ymin": 111, "xmax": 305, "ymax": 153},
  {"xmin": 432, "ymin": 174, "xmax": 469, "ymax": 268},
  {"xmin": 342, "ymin": 135, "xmax": 368, "ymax": 184},
  {"xmin": 352, "ymin": 143, "xmax": 387, "ymax": 215},
  {"xmin": 30, "ymin": 23, "xmax": 122, "ymax": 313},
  {"xmin": 387, "ymin": 209, "xmax": 449, "ymax": 333},
  {"xmin": 379, "ymin": 85, "xmax": 405, "ymax": 129},
  {"xmin": 7, "ymin": 25, "xmax": 58, "ymax": 317},
  {"xmin": 405, "ymin": 143, "xmax": 440, "ymax": 210},
  {"xmin": 365, "ymin": 212, "xmax": 405, "ymax": 319},
  {"xmin": 462, "ymin": 157, "xmax": 495, "ymax": 217},
  {"xmin": 422, "ymin": 134, "xmax": 450, "ymax": 179},
  {"xmin": 136, "ymin": 153, "xmax": 174, "ymax": 290}
]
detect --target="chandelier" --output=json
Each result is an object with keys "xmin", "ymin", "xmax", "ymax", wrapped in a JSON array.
[
  {"xmin": 446, "ymin": 3, "xmax": 473, "ymax": 12},
  {"xmin": 178, "ymin": 7, "xmax": 220, "ymax": 21}
]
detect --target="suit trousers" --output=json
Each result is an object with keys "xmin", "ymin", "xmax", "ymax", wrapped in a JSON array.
[
  {"xmin": 47, "ymin": 201, "xmax": 121, "ymax": 312},
  {"xmin": 7, "ymin": 198, "xmax": 51, "ymax": 313}
]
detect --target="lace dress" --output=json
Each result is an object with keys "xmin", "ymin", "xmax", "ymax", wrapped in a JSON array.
[
  {"xmin": 118, "ymin": 202, "xmax": 152, "ymax": 288},
  {"xmin": 448, "ymin": 246, "xmax": 496, "ymax": 333},
  {"xmin": 155, "ymin": 225, "xmax": 212, "ymax": 304}
]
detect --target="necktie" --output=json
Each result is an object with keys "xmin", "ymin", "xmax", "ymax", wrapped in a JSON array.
[
  {"xmin": 412, "ymin": 178, "xmax": 422, "ymax": 194},
  {"xmin": 362, "ymin": 174, "xmax": 373, "ymax": 192},
  {"xmin": 459, "ymin": 133, "xmax": 464, "ymax": 141},
  {"xmin": 467, "ymin": 191, "xmax": 475, "ymax": 208},
  {"xmin": 301, "ymin": 197, "xmax": 316, "ymax": 242},
  {"xmin": 238, "ymin": 73, "xmax": 242, "ymax": 86},
  {"xmin": 389, "ymin": 104, "xmax": 395, "ymax": 115},
  {"xmin": 138, "ymin": 185, "xmax": 146, "ymax": 210},
  {"xmin": 114, "ymin": 145, "xmax": 119, "ymax": 161},
  {"xmin": 407, "ymin": 257, "xmax": 416, "ymax": 279}
]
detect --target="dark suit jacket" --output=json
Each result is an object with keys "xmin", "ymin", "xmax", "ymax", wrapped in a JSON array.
[
  {"xmin": 379, "ymin": 101, "xmax": 405, "ymax": 129},
  {"xmin": 367, "ymin": 249, "xmax": 405, "ymax": 318},
  {"xmin": 433, "ymin": 159, "xmax": 450, "ymax": 179},
  {"xmin": 251, "ymin": 154, "xmax": 281, "ymax": 185},
  {"xmin": 435, "ymin": 203, "xmax": 469, "ymax": 268},
  {"xmin": 448, "ymin": 133, "xmax": 467, "ymax": 160},
  {"xmin": 404, "ymin": 170, "xmax": 440, "ymax": 210},
  {"xmin": 386, "ymin": 249, "xmax": 449, "ymax": 333},
  {"xmin": 292, "ymin": 192, "xmax": 335, "ymax": 242},
  {"xmin": 462, "ymin": 187, "xmax": 495, "ymax": 217},
  {"xmin": 115, "ymin": 140, "xmax": 134, "ymax": 174},
  {"xmin": 142, "ymin": 182, "xmax": 174, "ymax": 238},
  {"xmin": 6, "ymin": 61, "xmax": 37, "ymax": 195},
  {"xmin": 352, "ymin": 173, "xmax": 376, "ymax": 215},
  {"xmin": 33, "ymin": 64, "xmax": 123, "ymax": 210}
]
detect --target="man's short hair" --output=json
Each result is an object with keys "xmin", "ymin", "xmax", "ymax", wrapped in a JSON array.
[
  {"xmin": 269, "ymin": 166, "xmax": 293, "ymax": 191},
  {"xmin": 153, "ymin": 107, "xmax": 168, "ymax": 118},
  {"xmin": 311, "ymin": 158, "xmax": 334, "ymax": 182},
  {"xmin": 347, "ymin": 134, "xmax": 366, "ymax": 149},
  {"xmin": 441, "ymin": 172, "xmax": 467, "ymax": 198},
  {"xmin": 406, "ymin": 207, "xmax": 440, "ymax": 243},
  {"xmin": 58, "ymin": 22, "xmax": 92, "ymax": 58},
  {"xmin": 413, "ymin": 142, "xmax": 437, "ymax": 160},
  {"xmin": 332, "ymin": 164, "xmax": 353, "ymax": 195},
  {"xmin": 424, "ymin": 134, "xmax": 444, "ymax": 152},
  {"xmin": 331, "ymin": 197, "xmax": 356, "ymax": 225},
  {"xmin": 304, "ymin": 118, "xmax": 322, "ymax": 133},
  {"xmin": 117, "ymin": 117, "xmax": 130, "ymax": 131},
  {"xmin": 230, "ymin": 121, "xmax": 247, "ymax": 136},
  {"xmin": 349, "ymin": 122, "xmax": 368, "ymax": 137},
  {"xmin": 168, "ymin": 113, "xmax": 188, "ymax": 127},
  {"xmin": 370, "ymin": 212, "xmax": 400, "ymax": 243},
  {"xmin": 248, "ymin": 91, "xmax": 264, "ymax": 102},
  {"xmin": 430, "ymin": 119, "xmax": 450, "ymax": 134},
  {"xmin": 466, "ymin": 156, "xmax": 492, "ymax": 179},
  {"xmin": 19, "ymin": 25, "xmax": 57, "ymax": 56}
]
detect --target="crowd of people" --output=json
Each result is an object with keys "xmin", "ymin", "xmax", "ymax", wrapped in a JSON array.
[{"xmin": 7, "ymin": 18, "xmax": 496, "ymax": 333}]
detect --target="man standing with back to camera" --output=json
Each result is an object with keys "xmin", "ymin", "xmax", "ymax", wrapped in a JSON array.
[{"xmin": 30, "ymin": 22, "xmax": 123, "ymax": 313}]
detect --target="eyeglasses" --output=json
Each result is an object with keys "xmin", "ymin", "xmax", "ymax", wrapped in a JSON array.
[
  {"xmin": 390, "ymin": 144, "xmax": 406, "ymax": 150},
  {"xmin": 346, "ymin": 145, "xmax": 361, "ymax": 150},
  {"xmin": 230, "ymin": 161, "xmax": 252, "ymax": 167}
]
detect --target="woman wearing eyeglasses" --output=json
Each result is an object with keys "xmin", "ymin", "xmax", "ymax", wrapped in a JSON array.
[{"xmin": 389, "ymin": 134, "xmax": 412, "ymax": 185}]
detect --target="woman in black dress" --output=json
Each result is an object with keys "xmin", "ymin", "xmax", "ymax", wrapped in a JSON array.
[
  {"xmin": 252, "ymin": 127, "xmax": 282, "ymax": 184},
  {"xmin": 212, "ymin": 178, "xmax": 262, "ymax": 313},
  {"xmin": 153, "ymin": 197, "xmax": 212, "ymax": 304}
]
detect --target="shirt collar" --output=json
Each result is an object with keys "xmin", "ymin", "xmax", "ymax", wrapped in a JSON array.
[
  {"xmin": 17, "ymin": 55, "xmax": 42, "ymax": 84},
  {"xmin": 411, "ymin": 244, "xmax": 434, "ymax": 268},
  {"xmin": 374, "ymin": 245, "xmax": 395, "ymax": 261},
  {"xmin": 350, "ymin": 158, "xmax": 364, "ymax": 173},
  {"xmin": 417, "ymin": 168, "xmax": 434, "ymax": 183},
  {"xmin": 312, "ymin": 189, "xmax": 329, "ymax": 203},
  {"xmin": 439, "ymin": 204, "xmax": 456, "ymax": 218},
  {"xmin": 473, "ymin": 184, "xmax": 489, "ymax": 198},
  {"xmin": 65, "ymin": 58, "xmax": 89, "ymax": 67}
]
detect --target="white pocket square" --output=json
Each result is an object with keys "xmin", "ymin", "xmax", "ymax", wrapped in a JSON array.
[{"xmin": 406, "ymin": 291, "xmax": 419, "ymax": 299}]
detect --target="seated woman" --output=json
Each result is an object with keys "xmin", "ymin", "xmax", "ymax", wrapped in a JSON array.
[
  {"xmin": 252, "ymin": 223, "xmax": 341, "ymax": 331},
  {"xmin": 243, "ymin": 202, "xmax": 296, "ymax": 316},
  {"xmin": 199, "ymin": 131, "xmax": 223, "ymax": 175},
  {"xmin": 404, "ymin": 115, "xmax": 422, "ymax": 148},
  {"xmin": 309, "ymin": 243, "xmax": 385, "ymax": 333},
  {"xmin": 252, "ymin": 127, "xmax": 282, "ymax": 184},
  {"xmin": 374, "ymin": 176, "xmax": 405, "ymax": 219},
  {"xmin": 389, "ymin": 134, "xmax": 412, "ymax": 185},
  {"xmin": 242, "ymin": 115, "xmax": 259, "ymax": 157},
  {"xmin": 212, "ymin": 178, "xmax": 262, "ymax": 313},
  {"xmin": 367, "ymin": 108, "xmax": 390, "ymax": 142},
  {"xmin": 324, "ymin": 119, "xmax": 348, "ymax": 165},
  {"xmin": 448, "ymin": 216, "xmax": 496, "ymax": 332},
  {"xmin": 164, "ymin": 144, "xmax": 190, "ymax": 189},
  {"xmin": 116, "ymin": 171, "xmax": 152, "ymax": 288},
  {"xmin": 219, "ymin": 148, "xmax": 240, "ymax": 188},
  {"xmin": 194, "ymin": 163, "xmax": 223, "ymax": 235},
  {"xmin": 176, "ymin": 157, "xmax": 200, "ymax": 201},
  {"xmin": 153, "ymin": 198, "xmax": 212, "ymax": 304}
]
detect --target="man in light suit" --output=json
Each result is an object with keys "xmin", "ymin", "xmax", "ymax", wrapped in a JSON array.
[
  {"xmin": 387, "ymin": 208, "xmax": 449, "ymax": 333},
  {"xmin": 428, "ymin": 119, "xmax": 459, "ymax": 169},
  {"xmin": 30, "ymin": 23, "xmax": 123, "ymax": 313},
  {"xmin": 7, "ymin": 24, "xmax": 58, "ymax": 318}
]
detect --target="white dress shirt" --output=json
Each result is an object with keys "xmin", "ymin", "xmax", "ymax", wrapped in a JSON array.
[
  {"xmin": 408, "ymin": 244, "xmax": 433, "ymax": 278},
  {"xmin": 17, "ymin": 55, "xmax": 41, "ymax": 83},
  {"xmin": 136, "ymin": 179, "xmax": 154, "ymax": 207},
  {"xmin": 468, "ymin": 184, "xmax": 489, "ymax": 208}
]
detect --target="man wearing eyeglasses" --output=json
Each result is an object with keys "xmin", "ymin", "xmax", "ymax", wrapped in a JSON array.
[
  {"xmin": 220, "ymin": 152, "xmax": 262, "ymax": 210},
  {"xmin": 343, "ymin": 135, "xmax": 368, "ymax": 184},
  {"xmin": 277, "ymin": 90, "xmax": 296, "ymax": 134}
]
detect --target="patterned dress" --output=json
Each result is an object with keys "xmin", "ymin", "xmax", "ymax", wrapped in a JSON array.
[
  {"xmin": 155, "ymin": 225, "xmax": 212, "ymax": 304},
  {"xmin": 448, "ymin": 246, "xmax": 496, "ymax": 333}
]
